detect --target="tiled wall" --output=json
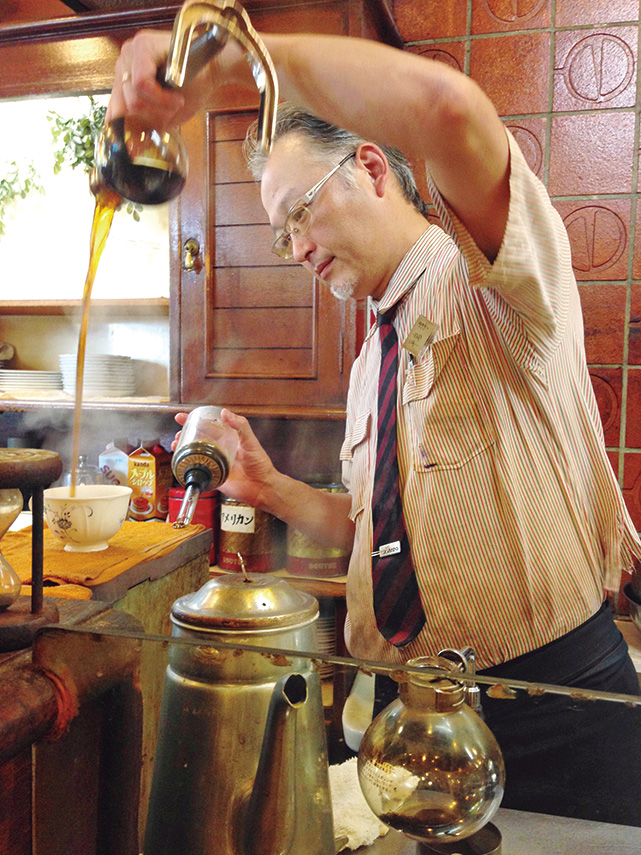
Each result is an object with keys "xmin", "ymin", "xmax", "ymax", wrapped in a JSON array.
[{"xmin": 395, "ymin": 1, "xmax": 641, "ymax": 562}]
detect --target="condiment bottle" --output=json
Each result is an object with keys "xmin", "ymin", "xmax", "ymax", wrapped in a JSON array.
[
  {"xmin": 171, "ymin": 406, "xmax": 238, "ymax": 528},
  {"xmin": 98, "ymin": 441, "xmax": 129, "ymax": 486}
]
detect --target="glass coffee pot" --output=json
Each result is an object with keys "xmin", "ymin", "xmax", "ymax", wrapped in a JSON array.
[
  {"xmin": 92, "ymin": 0, "xmax": 278, "ymax": 206},
  {"xmin": 357, "ymin": 657, "xmax": 505, "ymax": 849}
]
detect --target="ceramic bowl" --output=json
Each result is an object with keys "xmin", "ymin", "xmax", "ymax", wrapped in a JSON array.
[{"xmin": 43, "ymin": 485, "xmax": 132, "ymax": 552}]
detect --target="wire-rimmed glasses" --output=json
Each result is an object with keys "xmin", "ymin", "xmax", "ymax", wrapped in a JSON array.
[{"xmin": 271, "ymin": 151, "xmax": 356, "ymax": 259}]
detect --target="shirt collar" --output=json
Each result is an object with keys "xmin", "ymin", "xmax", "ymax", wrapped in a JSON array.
[{"xmin": 373, "ymin": 226, "xmax": 434, "ymax": 316}]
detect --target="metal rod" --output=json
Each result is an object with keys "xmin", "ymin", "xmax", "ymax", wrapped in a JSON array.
[
  {"xmin": 44, "ymin": 624, "xmax": 641, "ymax": 709},
  {"xmin": 31, "ymin": 485, "xmax": 44, "ymax": 614}
]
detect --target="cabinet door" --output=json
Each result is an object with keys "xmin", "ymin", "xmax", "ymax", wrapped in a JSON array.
[
  {"xmin": 172, "ymin": 0, "xmax": 400, "ymax": 415},
  {"xmin": 175, "ymin": 106, "xmax": 358, "ymax": 413}
]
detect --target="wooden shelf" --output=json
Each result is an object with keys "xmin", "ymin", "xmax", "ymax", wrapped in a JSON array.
[
  {"xmin": 0, "ymin": 298, "xmax": 169, "ymax": 317},
  {"xmin": 0, "ymin": 398, "xmax": 347, "ymax": 420},
  {"xmin": 0, "ymin": 398, "xmax": 179, "ymax": 414}
]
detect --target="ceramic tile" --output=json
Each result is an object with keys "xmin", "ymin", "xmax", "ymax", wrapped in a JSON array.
[
  {"xmin": 623, "ymin": 452, "xmax": 641, "ymax": 529},
  {"xmin": 579, "ymin": 283, "xmax": 627, "ymax": 364},
  {"xmin": 502, "ymin": 117, "xmax": 547, "ymax": 179},
  {"xmin": 555, "ymin": 0, "xmax": 639, "ymax": 27},
  {"xmin": 590, "ymin": 367, "xmax": 622, "ymax": 446},
  {"xmin": 470, "ymin": 32, "xmax": 551, "ymax": 116},
  {"xmin": 630, "ymin": 285, "xmax": 641, "ymax": 365},
  {"xmin": 553, "ymin": 27, "xmax": 638, "ymax": 111},
  {"xmin": 472, "ymin": 0, "xmax": 551, "ymax": 35},
  {"xmin": 406, "ymin": 41, "xmax": 466, "ymax": 75},
  {"xmin": 395, "ymin": 0, "xmax": 468, "ymax": 42},
  {"xmin": 607, "ymin": 450, "xmax": 620, "ymax": 472},
  {"xmin": 548, "ymin": 112, "xmax": 635, "ymax": 196},
  {"xmin": 634, "ymin": 218, "xmax": 641, "ymax": 279},
  {"xmin": 553, "ymin": 200, "xmax": 630, "ymax": 281},
  {"xmin": 625, "ymin": 369, "xmax": 641, "ymax": 448}
]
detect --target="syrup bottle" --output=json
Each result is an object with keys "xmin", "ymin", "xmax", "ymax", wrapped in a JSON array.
[{"xmin": 171, "ymin": 406, "xmax": 239, "ymax": 528}]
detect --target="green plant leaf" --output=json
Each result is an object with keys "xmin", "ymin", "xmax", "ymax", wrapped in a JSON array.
[
  {"xmin": 48, "ymin": 96, "xmax": 141, "ymax": 223},
  {"xmin": 0, "ymin": 160, "xmax": 43, "ymax": 240}
]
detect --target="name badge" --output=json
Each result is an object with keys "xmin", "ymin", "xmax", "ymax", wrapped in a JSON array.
[
  {"xmin": 402, "ymin": 315, "xmax": 439, "ymax": 360},
  {"xmin": 371, "ymin": 540, "xmax": 401, "ymax": 558}
]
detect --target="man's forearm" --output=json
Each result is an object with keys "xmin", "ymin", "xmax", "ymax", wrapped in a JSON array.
[{"xmin": 259, "ymin": 470, "xmax": 355, "ymax": 552}]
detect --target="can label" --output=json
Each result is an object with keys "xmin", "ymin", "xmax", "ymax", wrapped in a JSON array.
[{"xmin": 221, "ymin": 504, "xmax": 256, "ymax": 533}]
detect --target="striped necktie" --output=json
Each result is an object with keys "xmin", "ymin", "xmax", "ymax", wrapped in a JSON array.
[{"xmin": 371, "ymin": 308, "xmax": 426, "ymax": 646}]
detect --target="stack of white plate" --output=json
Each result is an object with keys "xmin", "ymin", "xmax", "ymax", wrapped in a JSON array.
[
  {"xmin": 59, "ymin": 354, "xmax": 136, "ymax": 397},
  {"xmin": 0, "ymin": 369, "xmax": 62, "ymax": 392}
]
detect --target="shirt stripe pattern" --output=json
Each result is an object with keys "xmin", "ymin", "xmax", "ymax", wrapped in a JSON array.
[{"xmin": 340, "ymin": 130, "xmax": 641, "ymax": 670}]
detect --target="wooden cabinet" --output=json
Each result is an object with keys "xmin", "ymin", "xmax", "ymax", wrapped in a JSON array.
[{"xmin": 0, "ymin": 0, "xmax": 400, "ymax": 417}]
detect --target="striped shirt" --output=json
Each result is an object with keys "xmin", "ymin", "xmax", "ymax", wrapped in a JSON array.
[{"xmin": 340, "ymin": 130, "xmax": 641, "ymax": 670}]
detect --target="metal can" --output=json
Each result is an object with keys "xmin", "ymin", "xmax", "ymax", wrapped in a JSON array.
[
  {"xmin": 287, "ymin": 482, "xmax": 350, "ymax": 578},
  {"xmin": 218, "ymin": 496, "xmax": 274, "ymax": 573}
]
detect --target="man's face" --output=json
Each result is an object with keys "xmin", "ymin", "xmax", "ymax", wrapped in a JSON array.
[{"xmin": 260, "ymin": 135, "xmax": 390, "ymax": 301}]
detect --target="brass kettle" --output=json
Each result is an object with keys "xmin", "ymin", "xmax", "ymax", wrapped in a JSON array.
[
  {"xmin": 143, "ymin": 574, "xmax": 334, "ymax": 855},
  {"xmin": 357, "ymin": 656, "xmax": 505, "ymax": 846}
]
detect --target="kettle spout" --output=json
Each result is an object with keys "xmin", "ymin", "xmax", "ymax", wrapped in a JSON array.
[
  {"xmin": 240, "ymin": 672, "xmax": 307, "ymax": 855},
  {"xmin": 163, "ymin": 0, "xmax": 278, "ymax": 152}
]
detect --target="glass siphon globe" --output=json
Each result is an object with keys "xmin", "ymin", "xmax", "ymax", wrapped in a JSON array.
[
  {"xmin": 0, "ymin": 488, "xmax": 24, "ymax": 610},
  {"xmin": 357, "ymin": 657, "xmax": 505, "ymax": 845},
  {"xmin": 93, "ymin": 116, "xmax": 188, "ymax": 205}
]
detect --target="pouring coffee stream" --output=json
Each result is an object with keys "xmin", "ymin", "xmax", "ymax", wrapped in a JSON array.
[{"xmin": 72, "ymin": 0, "xmax": 278, "ymax": 497}]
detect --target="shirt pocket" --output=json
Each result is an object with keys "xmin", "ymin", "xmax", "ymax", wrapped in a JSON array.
[
  {"xmin": 340, "ymin": 411, "xmax": 371, "ymax": 521},
  {"xmin": 402, "ymin": 331, "xmax": 496, "ymax": 471}
]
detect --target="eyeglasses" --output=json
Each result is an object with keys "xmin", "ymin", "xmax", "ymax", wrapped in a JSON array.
[{"xmin": 271, "ymin": 151, "xmax": 356, "ymax": 259}]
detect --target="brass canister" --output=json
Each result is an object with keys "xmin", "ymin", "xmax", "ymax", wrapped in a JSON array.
[
  {"xmin": 287, "ymin": 482, "xmax": 350, "ymax": 577},
  {"xmin": 219, "ymin": 496, "xmax": 274, "ymax": 572}
]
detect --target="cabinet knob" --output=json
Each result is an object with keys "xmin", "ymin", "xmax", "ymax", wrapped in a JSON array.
[{"xmin": 183, "ymin": 238, "xmax": 202, "ymax": 272}]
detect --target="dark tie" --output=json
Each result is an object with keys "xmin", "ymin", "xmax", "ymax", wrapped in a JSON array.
[{"xmin": 371, "ymin": 309, "xmax": 426, "ymax": 646}]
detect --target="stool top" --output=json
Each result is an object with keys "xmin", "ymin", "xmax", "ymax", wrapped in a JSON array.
[{"xmin": 0, "ymin": 449, "xmax": 63, "ymax": 489}]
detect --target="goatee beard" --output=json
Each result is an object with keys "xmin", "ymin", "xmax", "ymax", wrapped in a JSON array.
[{"xmin": 330, "ymin": 279, "xmax": 356, "ymax": 301}]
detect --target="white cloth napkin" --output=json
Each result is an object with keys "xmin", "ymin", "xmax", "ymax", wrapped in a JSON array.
[{"xmin": 329, "ymin": 758, "xmax": 389, "ymax": 851}]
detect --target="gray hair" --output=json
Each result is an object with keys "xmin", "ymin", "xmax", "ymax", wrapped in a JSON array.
[{"xmin": 243, "ymin": 103, "xmax": 430, "ymax": 217}]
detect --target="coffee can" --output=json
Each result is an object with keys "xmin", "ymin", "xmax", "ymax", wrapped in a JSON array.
[
  {"xmin": 218, "ymin": 496, "xmax": 274, "ymax": 573},
  {"xmin": 287, "ymin": 482, "xmax": 350, "ymax": 578}
]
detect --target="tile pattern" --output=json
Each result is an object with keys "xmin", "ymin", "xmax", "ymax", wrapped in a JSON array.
[{"xmin": 397, "ymin": 0, "xmax": 641, "ymax": 607}]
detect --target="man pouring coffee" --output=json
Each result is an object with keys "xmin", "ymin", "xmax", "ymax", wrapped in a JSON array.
[{"xmin": 107, "ymin": 23, "xmax": 641, "ymax": 826}]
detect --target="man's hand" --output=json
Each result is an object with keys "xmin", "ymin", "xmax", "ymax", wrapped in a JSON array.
[
  {"xmin": 106, "ymin": 28, "xmax": 251, "ymax": 129},
  {"xmin": 172, "ymin": 408, "xmax": 279, "ymax": 511}
]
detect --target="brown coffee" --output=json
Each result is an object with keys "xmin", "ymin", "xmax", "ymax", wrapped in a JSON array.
[{"xmin": 69, "ymin": 186, "xmax": 120, "ymax": 496}]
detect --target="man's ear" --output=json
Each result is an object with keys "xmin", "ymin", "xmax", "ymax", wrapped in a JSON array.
[{"xmin": 355, "ymin": 142, "xmax": 390, "ymax": 196}]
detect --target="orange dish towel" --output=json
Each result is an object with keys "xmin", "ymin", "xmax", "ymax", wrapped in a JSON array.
[{"xmin": 3, "ymin": 520, "xmax": 206, "ymax": 588}]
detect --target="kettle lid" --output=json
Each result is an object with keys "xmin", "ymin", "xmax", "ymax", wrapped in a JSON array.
[{"xmin": 171, "ymin": 572, "xmax": 318, "ymax": 630}]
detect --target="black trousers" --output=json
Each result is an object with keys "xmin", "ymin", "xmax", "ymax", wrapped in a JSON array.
[{"xmin": 373, "ymin": 602, "xmax": 641, "ymax": 827}]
